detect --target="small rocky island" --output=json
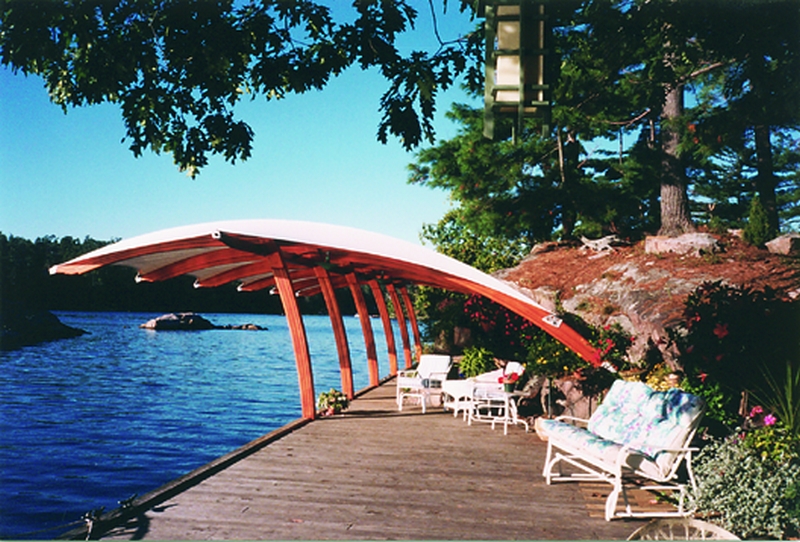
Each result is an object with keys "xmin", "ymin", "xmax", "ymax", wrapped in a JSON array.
[
  {"xmin": 0, "ymin": 309, "xmax": 87, "ymax": 351},
  {"xmin": 140, "ymin": 312, "xmax": 267, "ymax": 331}
]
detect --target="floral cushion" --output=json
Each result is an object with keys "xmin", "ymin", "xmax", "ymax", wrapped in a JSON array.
[
  {"xmin": 540, "ymin": 417, "xmax": 664, "ymax": 480},
  {"xmin": 543, "ymin": 379, "xmax": 705, "ymax": 479}
]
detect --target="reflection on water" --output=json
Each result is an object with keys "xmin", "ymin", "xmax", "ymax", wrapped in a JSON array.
[{"xmin": 0, "ymin": 311, "xmax": 398, "ymax": 539}]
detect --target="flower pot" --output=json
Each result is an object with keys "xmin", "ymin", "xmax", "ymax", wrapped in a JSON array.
[{"xmin": 504, "ymin": 383, "xmax": 515, "ymax": 393}]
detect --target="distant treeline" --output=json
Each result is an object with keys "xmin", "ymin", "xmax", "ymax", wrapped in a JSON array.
[{"xmin": 0, "ymin": 233, "xmax": 372, "ymax": 317}]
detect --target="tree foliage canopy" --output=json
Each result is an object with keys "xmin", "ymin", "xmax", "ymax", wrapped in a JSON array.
[
  {"xmin": 411, "ymin": 0, "xmax": 800, "ymax": 257},
  {"xmin": 1, "ymin": 0, "xmax": 482, "ymax": 176}
]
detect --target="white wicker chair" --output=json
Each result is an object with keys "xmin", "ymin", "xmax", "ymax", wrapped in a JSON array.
[{"xmin": 396, "ymin": 354, "xmax": 451, "ymax": 413}]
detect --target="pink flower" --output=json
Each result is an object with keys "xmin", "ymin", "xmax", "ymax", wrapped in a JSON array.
[
  {"xmin": 764, "ymin": 414, "xmax": 777, "ymax": 426},
  {"xmin": 749, "ymin": 405, "xmax": 764, "ymax": 418},
  {"xmin": 713, "ymin": 323, "xmax": 729, "ymax": 339}
]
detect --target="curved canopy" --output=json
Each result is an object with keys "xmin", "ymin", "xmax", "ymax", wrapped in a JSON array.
[{"xmin": 50, "ymin": 219, "xmax": 596, "ymax": 361}]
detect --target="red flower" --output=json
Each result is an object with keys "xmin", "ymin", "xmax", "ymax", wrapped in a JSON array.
[
  {"xmin": 713, "ymin": 323, "xmax": 729, "ymax": 339},
  {"xmin": 499, "ymin": 372, "xmax": 520, "ymax": 384}
]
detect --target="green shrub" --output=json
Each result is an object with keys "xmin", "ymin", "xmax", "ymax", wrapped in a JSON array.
[
  {"xmin": 459, "ymin": 346, "xmax": 496, "ymax": 378},
  {"xmin": 743, "ymin": 195, "xmax": 774, "ymax": 247},
  {"xmin": 707, "ymin": 215, "xmax": 730, "ymax": 235},
  {"xmin": 691, "ymin": 434, "xmax": 800, "ymax": 539}
]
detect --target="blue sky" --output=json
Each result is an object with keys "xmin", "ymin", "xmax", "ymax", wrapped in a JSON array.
[{"xmin": 0, "ymin": 6, "xmax": 479, "ymax": 246}]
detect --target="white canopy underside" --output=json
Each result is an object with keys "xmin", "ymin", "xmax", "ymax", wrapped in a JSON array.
[{"xmin": 50, "ymin": 219, "xmax": 595, "ymax": 360}]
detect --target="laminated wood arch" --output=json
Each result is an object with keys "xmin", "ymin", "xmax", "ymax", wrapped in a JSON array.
[
  {"xmin": 368, "ymin": 279, "xmax": 398, "ymax": 376},
  {"xmin": 386, "ymin": 284, "xmax": 412, "ymax": 370},
  {"xmin": 399, "ymin": 286, "xmax": 422, "ymax": 363},
  {"xmin": 51, "ymin": 219, "xmax": 598, "ymax": 420}
]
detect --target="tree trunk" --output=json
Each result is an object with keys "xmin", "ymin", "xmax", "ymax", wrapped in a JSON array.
[
  {"xmin": 658, "ymin": 84, "xmax": 695, "ymax": 237},
  {"xmin": 558, "ymin": 129, "xmax": 579, "ymax": 239},
  {"xmin": 753, "ymin": 124, "xmax": 780, "ymax": 235}
]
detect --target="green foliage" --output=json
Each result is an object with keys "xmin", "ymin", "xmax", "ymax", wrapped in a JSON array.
[
  {"xmin": 463, "ymin": 295, "xmax": 536, "ymax": 360},
  {"xmin": 458, "ymin": 346, "xmax": 496, "ymax": 378},
  {"xmin": 525, "ymin": 332, "xmax": 587, "ymax": 379},
  {"xmin": 0, "ymin": 0, "xmax": 482, "ymax": 175},
  {"xmin": 706, "ymin": 215, "xmax": 730, "ymax": 235},
  {"xmin": 409, "ymin": 104, "xmax": 658, "ymax": 245},
  {"xmin": 753, "ymin": 360, "xmax": 800, "ymax": 444},
  {"xmin": 743, "ymin": 195, "xmax": 774, "ymax": 247},
  {"xmin": 316, "ymin": 388, "xmax": 348, "ymax": 415},
  {"xmin": 413, "ymin": 288, "xmax": 470, "ymax": 348},
  {"xmin": 669, "ymin": 281, "xmax": 800, "ymax": 433},
  {"xmin": 679, "ymin": 378, "xmax": 740, "ymax": 432},
  {"xmin": 420, "ymin": 209, "xmax": 530, "ymax": 273},
  {"xmin": 691, "ymin": 434, "xmax": 800, "ymax": 539}
]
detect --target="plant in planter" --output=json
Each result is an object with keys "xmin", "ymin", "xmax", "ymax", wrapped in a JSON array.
[
  {"xmin": 498, "ymin": 370, "xmax": 521, "ymax": 392},
  {"xmin": 317, "ymin": 388, "xmax": 349, "ymax": 416}
]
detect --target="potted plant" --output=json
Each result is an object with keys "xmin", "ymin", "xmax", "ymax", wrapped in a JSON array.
[
  {"xmin": 499, "ymin": 371, "xmax": 520, "ymax": 392},
  {"xmin": 317, "ymin": 388, "xmax": 349, "ymax": 416}
]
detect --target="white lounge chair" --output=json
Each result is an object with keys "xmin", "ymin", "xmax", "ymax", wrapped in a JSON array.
[{"xmin": 396, "ymin": 354, "xmax": 452, "ymax": 413}]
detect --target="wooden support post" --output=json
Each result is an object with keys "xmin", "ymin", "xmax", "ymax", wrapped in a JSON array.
[
  {"xmin": 399, "ymin": 286, "xmax": 422, "ymax": 363},
  {"xmin": 267, "ymin": 251, "xmax": 316, "ymax": 420},
  {"xmin": 386, "ymin": 283, "xmax": 412, "ymax": 370},
  {"xmin": 368, "ymin": 279, "xmax": 398, "ymax": 376},
  {"xmin": 346, "ymin": 273, "xmax": 379, "ymax": 387},
  {"xmin": 315, "ymin": 267, "xmax": 354, "ymax": 400}
]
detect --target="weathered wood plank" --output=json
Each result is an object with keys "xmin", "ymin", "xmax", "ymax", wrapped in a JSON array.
[{"xmin": 99, "ymin": 382, "xmax": 648, "ymax": 540}]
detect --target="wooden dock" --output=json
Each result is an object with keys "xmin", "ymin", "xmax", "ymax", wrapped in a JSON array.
[{"xmin": 97, "ymin": 382, "xmax": 648, "ymax": 540}]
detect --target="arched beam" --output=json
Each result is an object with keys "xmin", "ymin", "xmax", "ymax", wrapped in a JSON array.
[
  {"xmin": 346, "ymin": 273, "xmax": 379, "ymax": 387},
  {"xmin": 399, "ymin": 286, "xmax": 422, "ymax": 363},
  {"xmin": 386, "ymin": 283, "xmax": 412, "ymax": 370},
  {"xmin": 315, "ymin": 267, "xmax": 354, "ymax": 400},
  {"xmin": 268, "ymin": 250, "xmax": 316, "ymax": 420},
  {"xmin": 368, "ymin": 279, "xmax": 398, "ymax": 376}
]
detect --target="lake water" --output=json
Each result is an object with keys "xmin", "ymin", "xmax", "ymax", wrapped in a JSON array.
[{"xmin": 0, "ymin": 311, "xmax": 400, "ymax": 539}]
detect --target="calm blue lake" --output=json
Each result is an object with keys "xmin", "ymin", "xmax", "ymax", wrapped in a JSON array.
[{"xmin": 0, "ymin": 311, "xmax": 400, "ymax": 539}]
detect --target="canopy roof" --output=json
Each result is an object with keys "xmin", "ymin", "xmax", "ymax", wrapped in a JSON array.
[{"xmin": 50, "ymin": 219, "xmax": 595, "ymax": 361}]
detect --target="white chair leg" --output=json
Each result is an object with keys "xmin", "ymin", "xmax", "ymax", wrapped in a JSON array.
[{"xmin": 605, "ymin": 483, "xmax": 621, "ymax": 521}]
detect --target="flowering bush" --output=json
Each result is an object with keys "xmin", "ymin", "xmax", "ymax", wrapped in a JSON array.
[
  {"xmin": 669, "ymin": 281, "xmax": 800, "ymax": 432},
  {"xmin": 525, "ymin": 333, "xmax": 587, "ymax": 379},
  {"xmin": 463, "ymin": 295, "xmax": 536, "ymax": 360},
  {"xmin": 589, "ymin": 322, "xmax": 634, "ymax": 373},
  {"xmin": 741, "ymin": 405, "xmax": 799, "ymax": 463},
  {"xmin": 691, "ymin": 409, "xmax": 800, "ymax": 539}
]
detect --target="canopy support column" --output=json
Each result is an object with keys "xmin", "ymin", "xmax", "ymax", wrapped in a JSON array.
[
  {"xmin": 346, "ymin": 273, "xmax": 379, "ymax": 387},
  {"xmin": 268, "ymin": 251, "xmax": 316, "ymax": 420},
  {"xmin": 399, "ymin": 286, "xmax": 422, "ymax": 363},
  {"xmin": 386, "ymin": 283, "xmax": 412, "ymax": 370},
  {"xmin": 315, "ymin": 267, "xmax": 354, "ymax": 399},
  {"xmin": 368, "ymin": 279, "xmax": 398, "ymax": 376}
]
